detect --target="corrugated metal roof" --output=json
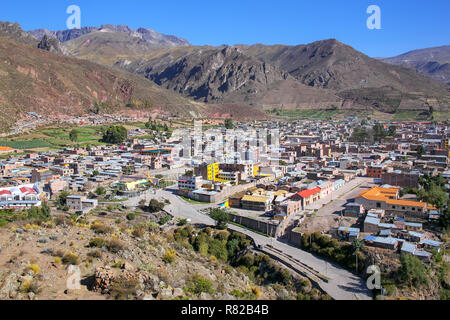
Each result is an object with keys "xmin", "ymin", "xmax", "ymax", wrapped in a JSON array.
[
  {"xmin": 241, "ymin": 195, "xmax": 268, "ymax": 203},
  {"xmin": 365, "ymin": 217, "xmax": 380, "ymax": 225}
]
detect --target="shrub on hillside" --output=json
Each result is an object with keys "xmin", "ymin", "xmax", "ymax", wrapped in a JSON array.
[
  {"xmin": 162, "ymin": 248, "xmax": 177, "ymax": 264},
  {"xmin": 62, "ymin": 251, "xmax": 79, "ymax": 265},
  {"xmin": 91, "ymin": 222, "xmax": 113, "ymax": 234},
  {"xmin": 107, "ymin": 239, "xmax": 125, "ymax": 253},
  {"xmin": 185, "ymin": 275, "xmax": 215, "ymax": 295}
]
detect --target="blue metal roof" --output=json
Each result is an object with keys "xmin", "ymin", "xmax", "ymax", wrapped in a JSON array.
[
  {"xmin": 420, "ymin": 239, "xmax": 442, "ymax": 247},
  {"xmin": 365, "ymin": 217, "xmax": 380, "ymax": 225},
  {"xmin": 405, "ymin": 222, "xmax": 422, "ymax": 228},
  {"xmin": 401, "ymin": 242, "xmax": 416, "ymax": 253}
]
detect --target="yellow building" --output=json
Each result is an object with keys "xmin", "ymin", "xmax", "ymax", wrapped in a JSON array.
[
  {"xmin": 207, "ymin": 163, "xmax": 220, "ymax": 181},
  {"xmin": 194, "ymin": 163, "xmax": 220, "ymax": 182},
  {"xmin": 121, "ymin": 179, "xmax": 148, "ymax": 191},
  {"xmin": 252, "ymin": 165, "xmax": 260, "ymax": 176}
]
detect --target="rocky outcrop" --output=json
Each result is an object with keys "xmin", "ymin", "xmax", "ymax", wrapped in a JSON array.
[
  {"xmin": 121, "ymin": 46, "xmax": 292, "ymax": 104},
  {"xmin": 92, "ymin": 264, "xmax": 184, "ymax": 300},
  {"xmin": 118, "ymin": 41, "xmax": 450, "ymax": 113},
  {"xmin": 37, "ymin": 35, "xmax": 66, "ymax": 55},
  {"xmin": 0, "ymin": 21, "xmax": 39, "ymax": 46}
]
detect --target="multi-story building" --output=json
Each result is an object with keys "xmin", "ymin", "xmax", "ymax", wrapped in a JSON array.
[
  {"xmin": 178, "ymin": 174, "xmax": 203, "ymax": 191},
  {"xmin": 0, "ymin": 163, "xmax": 16, "ymax": 178},
  {"xmin": 216, "ymin": 172, "xmax": 239, "ymax": 185},
  {"xmin": 292, "ymin": 187, "xmax": 321, "ymax": 208},
  {"xmin": 31, "ymin": 168, "xmax": 54, "ymax": 183},
  {"xmin": 66, "ymin": 195, "xmax": 98, "ymax": 213},
  {"xmin": 381, "ymin": 171, "xmax": 420, "ymax": 188},
  {"xmin": 195, "ymin": 163, "xmax": 220, "ymax": 182},
  {"xmin": 240, "ymin": 195, "xmax": 272, "ymax": 211}
]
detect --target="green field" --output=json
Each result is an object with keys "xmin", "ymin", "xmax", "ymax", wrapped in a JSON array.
[
  {"xmin": 0, "ymin": 126, "xmax": 105, "ymax": 150},
  {"xmin": 0, "ymin": 139, "xmax": 52, "ymax": 149}
]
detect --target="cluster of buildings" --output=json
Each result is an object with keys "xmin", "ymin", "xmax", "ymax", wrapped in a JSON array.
[
  {"xmin": 0, "ymin": 119, "xmax": 448, "ymax": 252},
  {"xmin": 337, "ymin": 185, "xmax": 442, "ymax": 260},
  {"xmin": 360, "ymin": 206, "xmax": 443, "ymax": 260},
  {"xmin": 0, "ymin": 141, "xmax": 175, "ymax": 211}
]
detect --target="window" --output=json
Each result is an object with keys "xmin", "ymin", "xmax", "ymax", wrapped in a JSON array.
[
  {"xmin": 402, "ymin": 207, "xmax": 405, "ymax": 210},
  {"xmin": 376, "ymin": 203, "xmax": 381, "ymax": 208},
  {"xmin": 392, "ymin": 206, "xmax": 396, "ymax": 209}
]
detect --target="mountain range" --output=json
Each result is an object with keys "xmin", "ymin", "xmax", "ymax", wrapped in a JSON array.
[
  {"xmin": 0, "ymin": 21, "xmax": 449, "ymax": 131},
  {"xmin": 380, "ymin": 45, "xmax": 450, "ymax": 85}
]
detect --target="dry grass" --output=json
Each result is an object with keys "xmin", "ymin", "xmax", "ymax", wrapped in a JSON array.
[{"xmin": 62, "ymin": 251, "xmax": 80, "ymax": 265}]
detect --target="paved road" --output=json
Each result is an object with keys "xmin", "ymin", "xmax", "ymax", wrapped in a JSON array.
[
  {"xmin": 122, "ymin": 188, "xmax": 372, "ymax": 300},
  {"xmin": 315, "ymin": 177, "xmax": 376, "ymax": 218},
  {"xmin": 305, "ymin": 177, "xmax": 374, "ymax": 212}
]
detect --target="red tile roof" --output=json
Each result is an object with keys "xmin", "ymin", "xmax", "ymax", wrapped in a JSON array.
[
  {"xmin": 20, "ymin": 187, "xmax": 36, "ymax": 194},
  {"xmin": 297, "ymin": 187, "xmax": 321, "ymax": 198},
  {"xmin": 0, "ymin": 190, "xmax": 11, "ymax": 195}
]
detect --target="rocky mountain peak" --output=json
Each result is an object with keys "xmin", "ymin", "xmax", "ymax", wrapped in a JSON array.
[
  {"xmin": 37, "ymin": 35, "xmax": 66, "ymax": 54},
  {"xmin": 0, "ymin": 21, "xmax": 39, "ymax": 46}
]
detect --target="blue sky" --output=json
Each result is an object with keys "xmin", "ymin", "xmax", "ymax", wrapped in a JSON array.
[{"xmin": 0, "ymin": 0, "xmax": 448, "ymax": 57}]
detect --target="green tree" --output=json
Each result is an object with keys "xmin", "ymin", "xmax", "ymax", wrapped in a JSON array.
[
  {"xmin": 27, "ymin": 202, "xmax": 51, "ymax": 221},
  {"xmin": 352, "ymin": 239, "xmax": 364, "ymax": 253},
  {"xmin": 102, "ymin": 126, "xmax": 128, "ymax": 144},
  {"xmin": 58, "ymin": 191, "xmax": 70, "ymax": 206},
  {"xmin": 147, "ymin": 199, "xmax": 165, "ymax": 213},
  {"xmin": 417, "ymin": 145, "xmax": 426, "ymax": 157},
  {"xmin": 69, "ymin": 129, "xmax": 79, "ymax": 142},
  {"xmin": 227, "ymin": 238, "xmax": 240, "ymax": 256},
  {"xmin": 388, "ymin": 126, "xmax": 396, "ymax": 137},
  {"xmin": 40, "ymin": 200, "xmax": 51, "ymax": 217},
  {"xmin": 208, "ymin": 239, "xmax": 228, "ymax": 261},
  {"xmin": 398, "ymin": 254, "xmax": 428, "ymax": 287},
  {"xmin": 224, "ymin": 118, "xmax": 234, "ymax": 129},
  {"xmin": 210, "ymin": 208, "xmax": 230, "ymax": 230},
  {"xmin": 95, "ymin": 187, "xmax": 106, "ymax": 196},
  {"xmin": 372, "ymin": 123, "xmax": 387, "ymax": 142},
  {"xmin": 350, "ymin": 127, "xmax": 371, "ymax": 143},
  {"xmin": 417, "ymin": 174, "xmax": 448, "ymax": 209}
]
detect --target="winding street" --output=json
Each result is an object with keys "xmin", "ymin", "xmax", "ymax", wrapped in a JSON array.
[{"xmin": 122, "ymin": 188, "xmax": 373, "ymax": 300}]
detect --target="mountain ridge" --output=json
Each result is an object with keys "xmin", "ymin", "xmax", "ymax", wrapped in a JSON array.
[
  {"xmin": 28, "ymin": 24, "xmax": 190, "ymax": 47},
  {"xmin": 0, "ymin": 20, "xmax": 448, "ymax": 129},
  {"xmin": 0, "ymin": 35, "xmax": 208, "ymax": 131},
  {"xmin": 114, "ymin": 40, "xmax": 450, "ymax": 114},
  {"xmin": 380, "ymin": 45, "xmax": 450, "ymax": 85}
]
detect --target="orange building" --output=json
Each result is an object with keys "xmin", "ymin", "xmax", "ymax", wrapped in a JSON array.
[
  {"xmin": 0, "ymin": 146, "xmax": 15, "ymax": 155},
  {"xmin": 356, "ymin": 186, "xmax": 436, "ymax": 219}
]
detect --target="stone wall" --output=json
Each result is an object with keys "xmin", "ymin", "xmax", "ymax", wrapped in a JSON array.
[
  {"xmin": 287, "ymin": 229, "xmax": 304, "ymax": 248},
  {"xmin": 229, "ymin": 213, "xmax": 279, "ymax": 237}
]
